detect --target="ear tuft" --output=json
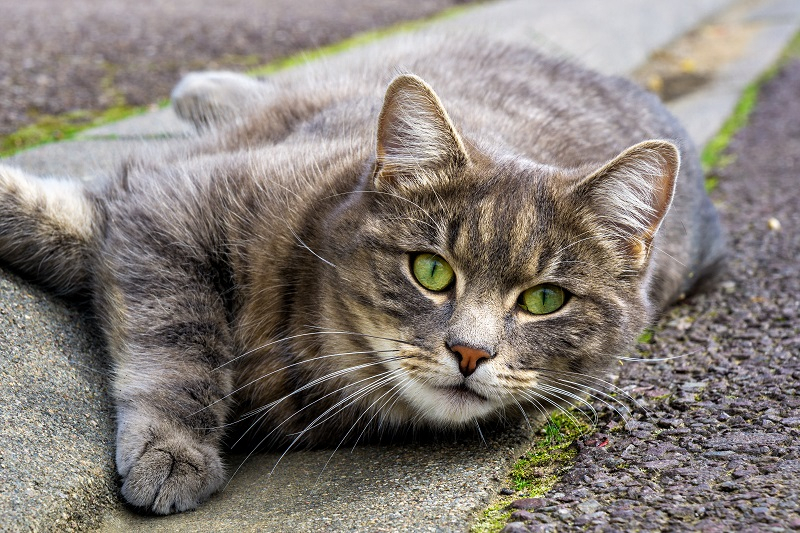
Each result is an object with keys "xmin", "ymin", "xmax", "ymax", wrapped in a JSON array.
[
  {"xmin": 375, "ymin": 74, "xmax": 468, "ymax": 189},
  {"xmin": 573, "ymin": 140, "xmax": 680, "ymax": 267}
]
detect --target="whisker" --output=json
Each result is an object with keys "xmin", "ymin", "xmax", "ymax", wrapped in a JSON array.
[
  {"xmin": 532, "ymin": 367, "xmax": 650, "ymax": 417},
  {"xmin": 350, "ymin": 378, "xmax": 413, "ymax": 451},
  {"xmin": 288, "ymin": 226, "xmax": 337, "ymax": 268},
  {"xmin": 218, "ymin": 329, "xmax": 417, "ymax": 369},
  {"xmin": 551, "ymin": 231, "xmax": 606, "ymax": 255},
  {"xmin": 196, "ymin": 348, "xmax": 401, "ymax": 417},
  {"xmin": 233, "ymin": 359, "xmax": 404, "ymax": 445},
  {"xmin": 269, "ymin": 370, "xmax": 405, "ymax": 473},
  {"xmin": 474, "ymin": 420, "xmax": 487, "ymax": 447},
  {"xmin": 537, "ymin": 375, "xmax": 631, "ymax": 423},
  {"xmin": 315, "ymin": 378, "xmax": 411, "ymax": 483},
  {"xmin": 223, "ymin": 367, "xmax": 403, "ymax": 489},
  {"xmin": 500, "ymin": 384, "xmax": 533, "ymax": 432},
  {"xmin": 285, "ymin": 370, "xmax": 404, "ymax": 437},
  {"xmin": 617, "ymin": 349, "xmax": 698, "ymax": 362},
  {"xmin": 532, "ymin": 383, "xmax": 599, "ymax": 425},
  {"xmin": 518, "ymin": 388, "xmax": 591, "ymax": 430},
  {"xmin": 650, "ymin": 244, "xmax": 687, "ymax": 268},
  {"xmin": 514, "ymin": 389, "xmax": 551, "ymax": 424}
]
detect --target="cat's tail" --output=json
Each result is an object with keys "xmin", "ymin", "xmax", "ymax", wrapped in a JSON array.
[{"xmin": 0, "ymin": 164, "xmax": 101, "ymax": 296}]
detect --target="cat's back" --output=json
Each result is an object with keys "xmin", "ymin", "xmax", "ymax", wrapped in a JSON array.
[{"xmin": 255, "ymin": 33, "xmax": 686, "ymax": 166}]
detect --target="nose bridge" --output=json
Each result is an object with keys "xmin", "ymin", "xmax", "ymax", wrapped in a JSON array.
[{"xmin": 447, "ymin": 293, "xmax": 503, "ymax": 351}]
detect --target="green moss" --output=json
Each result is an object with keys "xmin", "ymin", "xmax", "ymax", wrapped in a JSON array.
[
  {"xmin": 702, "ymin": 29, "xmax": 800, "ymax": 190},
  {"xmin": 700, "ymin": 80, "xmax": 760, "ymax": 176},
  {"xmin": 510, "ymin": 413, "xmax": 591, "ymax": 495},
  {"xmin": 1, "ymin": 105, "xmax": 150, "ymax": 157},
  {"xmin": 471, "ymin": 412, "xmax": 592, "ymax": 532},
  {"xmin": 636, "ymin": 328, "xmax": 655, "ymax": 344},
  {"xmin": 471, "ymin": 502, "xmax": 515, "ymax": 533}
]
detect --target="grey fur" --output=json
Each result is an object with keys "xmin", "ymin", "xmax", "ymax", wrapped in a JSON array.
[{"xmin": 0, "ymin": 33, "xmax": 724, "ymax": 514}]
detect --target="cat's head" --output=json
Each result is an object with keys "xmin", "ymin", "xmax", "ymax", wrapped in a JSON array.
[{"xmin": 313, "ymin": 74, "xmax": 679, "ymax": 428}]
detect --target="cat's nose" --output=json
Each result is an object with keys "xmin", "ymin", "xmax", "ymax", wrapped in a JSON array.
[{"xmin": 449, "ymin": 344, "xmax": 491, "ymax": 377}]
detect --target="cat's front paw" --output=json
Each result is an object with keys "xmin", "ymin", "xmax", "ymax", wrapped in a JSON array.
[{"xmin": 118, "ymin": 427, "xmax": 225, "ymax": 514}]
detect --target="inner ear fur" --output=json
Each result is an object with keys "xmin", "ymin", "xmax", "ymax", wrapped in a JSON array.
[
  {"xmin": 374, "ymin": 74, "xmax": 469, "ymax": 190},
  {"xmin": 571, "ymin": 140, "xmax": 680, "ymax": 267}
]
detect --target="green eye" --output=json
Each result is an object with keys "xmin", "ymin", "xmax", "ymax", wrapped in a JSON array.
[
  {"xmin": 411, "ymin": 253, "xmax": 455, "ymax": 292},
  {"xmin": 518, "ymin": 284, "xmax": 566, "ymax": 315}
]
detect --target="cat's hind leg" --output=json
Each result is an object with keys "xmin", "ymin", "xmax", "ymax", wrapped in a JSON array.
[{"xmin": 171, "ymin": 71, "xmax": 268, "ymax": 129}]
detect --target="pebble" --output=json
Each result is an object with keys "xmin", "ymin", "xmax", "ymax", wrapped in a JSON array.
[
  {"xmin": 510, "ymin": 510, "xmax": 537, "ymax": 522},
  {"xmin": 501, "ymin": 522, "xmax": 532, "ymax": 533},
  {"xmin": 509, "ymin": 498, "xmax": 549, "ymax": 511}
]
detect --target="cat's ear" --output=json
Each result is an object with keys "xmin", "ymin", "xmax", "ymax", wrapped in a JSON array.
[
  {"xmin": 572, "ymin": 140, "xmax": 680, "ymax": 268},
  {"xmin": 374, "ymin": 74, "xmax": 469, "ymax": 190}
]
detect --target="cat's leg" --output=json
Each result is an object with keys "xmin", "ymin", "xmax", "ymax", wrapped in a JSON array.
[
  {"xmin": 171, "ymin": 71, "xmax": 269, "ymax": 128},
  {"xmin": 0, "ymin": 164, "xmax": 97, "ymax": 294},
  {"xmin": 97, "ymin": 235, "xmax": 237, "ymax": 514}
]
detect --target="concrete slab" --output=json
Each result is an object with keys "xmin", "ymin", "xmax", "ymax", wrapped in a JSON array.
[
  {"xmin": 431, "ymin": 0, "xmax": 733, "ymax": 75},
  {"xmin": 4, "ymin": 137, "xmax": 190, "ymax": 180},
  {"xmin": 0, "ymin": 273, "xmax": 115, "ymax": 532},
  {"xmin": 102, "ymin": 427, "xmax": 532, "ymax": 533},
  {"xmin": 78, "ymin": 106, "xmax": 194, "ymax": 140},
  {"xmin": 667, "ymin": 0, "xmax": 800, "ymax": 146}
]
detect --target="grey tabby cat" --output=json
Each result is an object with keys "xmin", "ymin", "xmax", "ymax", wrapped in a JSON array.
[{"xmin": 0, "ymin": 33, "xmax": 724, "ymax": 514}]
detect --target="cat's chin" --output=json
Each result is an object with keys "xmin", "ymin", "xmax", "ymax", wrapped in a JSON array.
[{"xmin": 404, "ymin": 380, "xmax": 501, "ymax": 425}]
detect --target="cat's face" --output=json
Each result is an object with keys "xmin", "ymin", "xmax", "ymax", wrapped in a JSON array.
[{"xmin": 311, "ymin": 75, "xmax": 678, "ymax": 428}]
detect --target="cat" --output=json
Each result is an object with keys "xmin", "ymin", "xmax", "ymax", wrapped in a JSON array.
[{"xmin": 0, "ymin": 32, "xmax": 725, "ymax": 514}]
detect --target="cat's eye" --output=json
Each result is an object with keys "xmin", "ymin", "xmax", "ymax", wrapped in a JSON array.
[
  {"xmin": 518, "ymin": 284, "xmax": 566, "ymax": 315},
  {"xmin": 411, "ymin": 253, "xmax": 455, "ymax": 292}
]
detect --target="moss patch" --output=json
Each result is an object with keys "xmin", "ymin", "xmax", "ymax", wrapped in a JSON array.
[
  {"xmin": 472, "ymin": 503, "xmax": 515, "ymax": 533},
  {"xmin": 702, "ymin": 29, "xmax": 800, "ymax": 189},
  {"xmin": 0, "ymin": 106, "xmax": 151, "ymax": 157},
  {"xmin": 700, "ymin": 79, "xmax": 760, "ymax": 178},
  {"xmin": 510, "ymin": 413, "xmax": 591, "ymax": 494},
  {"xmin": 636, "ymin": 328, "xmax": 655, "ymax": 345},
  {"xmin": 471, "ymin": 412, "xmax": 593, "ymax": 533}
]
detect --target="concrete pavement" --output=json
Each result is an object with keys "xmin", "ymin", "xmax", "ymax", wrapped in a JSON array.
[{"xmin": 2, "ymin": 0, "xmax": 799, "ymax": 531}]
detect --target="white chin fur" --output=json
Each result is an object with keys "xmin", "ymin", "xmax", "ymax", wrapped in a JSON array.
[{"xmin": 401, "ymin": 379, "xmax": 501, "ymax": 426}]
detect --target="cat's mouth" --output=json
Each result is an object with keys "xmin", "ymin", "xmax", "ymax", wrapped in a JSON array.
[
  {"xmin": 435, "ymin": 382, "xmax": 488, "ymax": 402},
  {"xmin": 404, "ymin": 379, "xmax": 498, "ymax": 424}
]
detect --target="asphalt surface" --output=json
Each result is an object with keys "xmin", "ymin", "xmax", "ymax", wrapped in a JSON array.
[
  {"xmin": 499, "ymin": 59, "xmax": 800, "ymax": 532},
  {"xmin": 0, "ymin": 0, "xmax": 471, "ymax": 137}
]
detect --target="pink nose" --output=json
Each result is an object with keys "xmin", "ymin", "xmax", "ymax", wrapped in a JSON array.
[{"xmin": 450, "ymin": 345, "xmax": 491, "ymax": 377}]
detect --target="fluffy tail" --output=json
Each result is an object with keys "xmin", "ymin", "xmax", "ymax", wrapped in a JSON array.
[{"xmin": 0, "ymin": 165, "xmax": 100, "ymax": 295}]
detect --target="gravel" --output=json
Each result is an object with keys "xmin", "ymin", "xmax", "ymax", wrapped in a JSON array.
[
  {"xmin": 499, "ymin": 58, "xmax": 800, "ymax": 531},
  {"xmin": 0, "ymin": 0, "xmax": 472, "ymax": 138}
]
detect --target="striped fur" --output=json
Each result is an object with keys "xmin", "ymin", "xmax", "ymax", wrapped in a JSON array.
[{"xmin": 0, "ymin": 33, "xmax": 724, "ymax": 514}]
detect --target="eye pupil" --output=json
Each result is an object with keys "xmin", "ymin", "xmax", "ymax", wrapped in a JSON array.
[
  {"xmin": 519, "ymin": 284, "xmax": 566, "ymax": 315},
  {"xmin": 412, "ymin": 253, "xmax": 455, "ymax": 292}
]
